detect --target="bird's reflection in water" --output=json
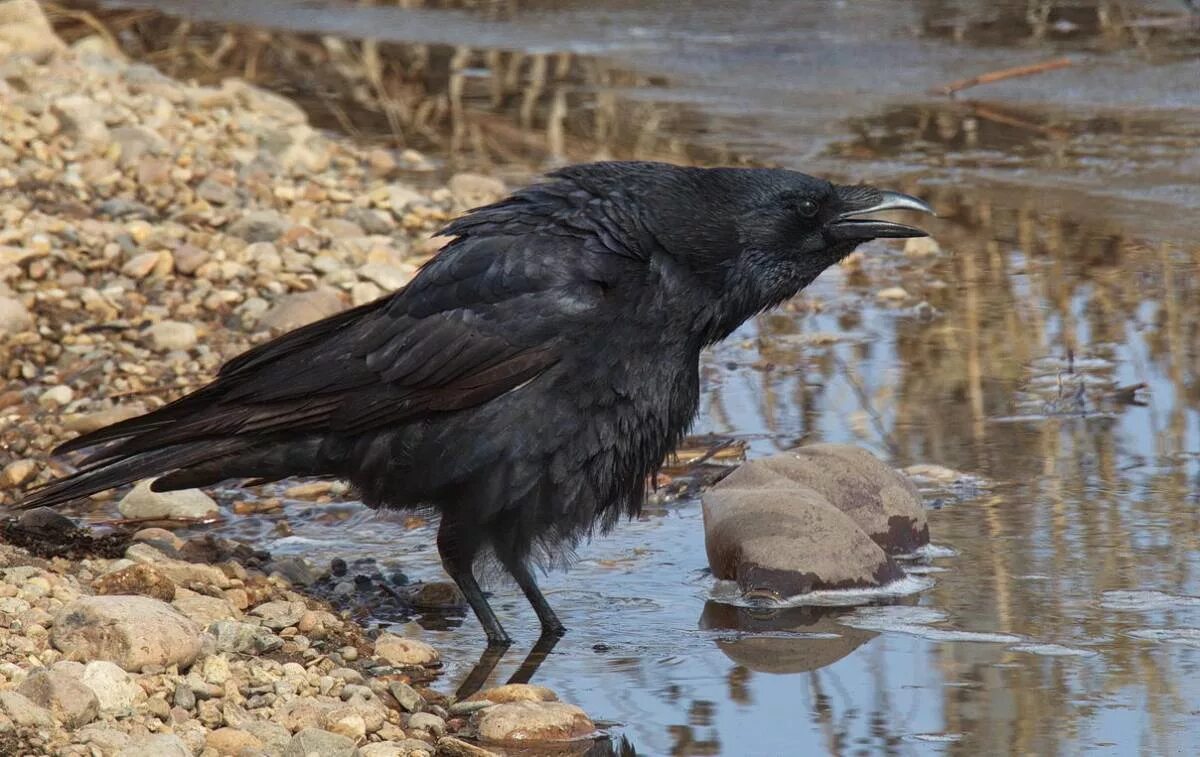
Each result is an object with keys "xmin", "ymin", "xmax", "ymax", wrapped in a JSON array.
[
  {"xmin": 699, "ymin": 601, "xmax": 897, "ymax": 674},
  {"xmin": 452, "ymin": 631, "xmax": 564, "ymax": 700}
]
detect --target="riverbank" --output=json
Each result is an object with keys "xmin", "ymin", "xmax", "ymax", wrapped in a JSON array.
[{"xmin": 0, "ymin": 3, "xmax": 597, "ymax": 754}]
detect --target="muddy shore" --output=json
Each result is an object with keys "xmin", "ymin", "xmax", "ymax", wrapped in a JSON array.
[{"xmin": 0, "ymin": 4, "xmax": 602, "ymax": 755}]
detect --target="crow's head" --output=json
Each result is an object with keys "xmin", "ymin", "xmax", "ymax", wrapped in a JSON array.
[
  {"xmin": 513, "ymin": 162, "xmax": 935, "ymax": 341},
  {"xmin": 656, "ymin": 165, "xmax": 932, "ymax": 285},
  {"xmin": 550, "ymin": 162, "xmax": 933, "ymax": 300},
  {"xmin": 616, "ymin": 163, "xmax": 935, "ymax": 339}
]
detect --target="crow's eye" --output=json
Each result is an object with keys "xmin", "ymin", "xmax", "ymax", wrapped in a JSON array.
[{"xmin": 797, "ymin": 198, "xmax": 819, "ymax": 218}]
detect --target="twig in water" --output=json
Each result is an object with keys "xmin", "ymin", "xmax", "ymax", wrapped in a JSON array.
[{"xmin": 931, "ymin": 57, "xmax": 1074, "ymax": 96}]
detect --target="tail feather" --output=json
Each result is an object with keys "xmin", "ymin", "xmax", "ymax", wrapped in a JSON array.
[
  {"xmin": 17, "ymin": 441, "xmax": 242, "ymax": 510},
  {"xmin": 19, "ymin": 437, "xmax": 337, "ymax": 510}
]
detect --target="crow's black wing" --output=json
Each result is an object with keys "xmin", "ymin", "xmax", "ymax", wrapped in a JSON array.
[{"xmin": 58, "ymin": 230, "xmax": 617, "ymax": 462}]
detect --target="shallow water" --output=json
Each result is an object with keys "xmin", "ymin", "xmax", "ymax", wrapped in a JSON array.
[{"xmin": 76, "ymin": 1, "xmax": 1200, "ymax": 754}]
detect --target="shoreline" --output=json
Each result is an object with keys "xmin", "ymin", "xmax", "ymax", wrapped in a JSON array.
[{"xmin": 0, "ymin": 3, "xmax": 600, "ymax": 755}]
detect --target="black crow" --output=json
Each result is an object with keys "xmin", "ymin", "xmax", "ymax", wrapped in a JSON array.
[{"xmin": 21, "ymin": 161, "xmax": 933, "ymax": 645}]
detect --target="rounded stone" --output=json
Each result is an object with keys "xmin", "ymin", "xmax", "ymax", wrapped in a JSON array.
[
  {"xmin": 51, "ymin": 595, "xmax": 203, "ymax": 672},
  {"xmin": 702, "ymin": 460, "xmax": 902, "ymax": 599},
  {"xmin": 754, "ymin": 443, "xmax": 929, "ymax": 553},
  {"xmin": 118, "ymin": 479, "xmax": 220, "ymax": 520},
  {"xmin": 473, "ymin": 701, "xmax": 595, "ymax": 744},
  {"xmin": 374, "ymin": 633, "xmax": 439, "ymax": 666},
  {"xmin": 93, "ymin": 563, "xmax": 176, "ymax": 601}
]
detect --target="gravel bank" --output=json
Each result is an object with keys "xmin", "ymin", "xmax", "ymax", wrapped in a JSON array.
[{"xmin": 0, "ymin": 3, "xmax": 597, "ymax": 755}]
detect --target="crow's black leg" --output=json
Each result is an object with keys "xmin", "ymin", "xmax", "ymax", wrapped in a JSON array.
[
  {"xmin": 502, "ymin": 557, "xmax": 566, "ymax": 636},
  {"xmin": 437, "ymin": 517, "xmax": 511, "ymax": 646}
]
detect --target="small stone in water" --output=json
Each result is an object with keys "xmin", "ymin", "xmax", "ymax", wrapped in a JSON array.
[{"xmin": 876, "ymin": 286, "xmax": 910, "ymax": 302}]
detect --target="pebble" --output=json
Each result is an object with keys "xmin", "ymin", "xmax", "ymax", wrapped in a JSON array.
[
  {"xmin": 62, "ymin": 404, "xmax": 147, "ymax": 434},
  {"xmin": 210, "ymin": 619, "xmax": 283, "ymax": 655},
  {"xmin": 52, "ymin": 93, "xmax": 110, "ymax": 143},
  {"xmin": 282, "ymin": 727, "xmax": 359, "ymax": 757},
  {"xmin": 125, "ymin": 543, "xmax": 231, "ymax": 587},
  {"xmin": 0, "ymin": 294, "xmax": 33, "ymax": 335},
  {"xmin": 250, "ymin": 599, "xmax": 307, "ymax": 630},
  {"xmin": 408, "ymin": 711, "xmax": 446, "ymax": 737},
  {"xmin": 228, "ymin": 210, "xmax": 292, "ymax": 243},
  {"xmin": 18, "ymin": 668, "xmax": 99, "ymax": 728},
  {"xmin": 2, "ymin": 458, "xmax": 37, "ymax": 486},
  {"xmin": 435, "ymin": 736, "xmax": 501, "ymax": 757},
  {"xmin": 0, "ymin": 689, "xmax": 55, "ymax": 728},
  {"xmin": 876, "ymin": 286, "xmax": 910, "ymax": 302},
  {"xmin": 389, "ymin": 681, "xmax": 425, "ymax": 712},
  {"xmin": 323, "ymin": 705, "xmax": 368, "ymax": 740},
  {"xmin": 904, "ymin": 236, "xmax": 942, "ymax": 257},
  {"xmin": 448, "ymin": 172, "xmax": 506, "ymax": 208},
  {"xmin": 0, "ymin": 0, "xmax": 66, "ymax": 58},
  {"xmin": 117, "ymin": 734, "xmax": 192, "ymax": 757},
  {"xmin": 173, "ymin": 683, "xmax": 197, "ymax": 711},
  {"xmin": 258, "ymin": 288, "xmax": 346, "ymax": 331},
  {"xmin": 173, "ymin": 590, "xmax": 241, "ymax": 625},
  {"xmin": 93, "ymin": 563, "xmax": 177, "ymax": 601},
  {"xmin": 359, "ymin": 262, "xmax": 412, "ymax": 291},
  {"xmin": 468, "ymin": 684, "xmax": 557, "ymax": 704},
  {"xmin": 206, "ymin": 727, "xmax": 264, "ymax": 755},
  {"xmin": 80, "ymin": 660, "xmax": 144, "ymax": 713},
  {"xmin": 121, "ymin": 250, "xmax": 163, "ymax": 279},
  {"xmin": 147, "ymin": 319, "xmax": 199, "ymax": 351},
  {"xmin": 374, "ymin": 633, "xmax": 440, "ymax": 666},
  {"xmin": 38, "ymin": 384, "xmax": 74, "ymax": 409},
  {"xmin": 118, "ymin": 479, "xmax": 220, "ymax": 519}
]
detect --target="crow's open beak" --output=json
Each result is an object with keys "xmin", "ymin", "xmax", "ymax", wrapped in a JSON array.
[{"xmin": 828, "ymin": 189, "xmax": 935, "ymax": 242}]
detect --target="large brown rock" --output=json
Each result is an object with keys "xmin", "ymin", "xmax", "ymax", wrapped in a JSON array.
[
  {"xmin": 704, "ymin": 485, "xmax": 900, "ymax": 599},
  {"xmin": 702, "ymin": 446, "xmax": 925, "ymax": 600},
  {"xmin": 473, "ymin": 701, "xmax": 595, "ymax": 744},
  {"xmin": 755, "ymin": 444, "xmax": 928, "ymax": 553},
  {"xmin": 51, "ymin": 595, "xmax": 203, "ymax": 672}
]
